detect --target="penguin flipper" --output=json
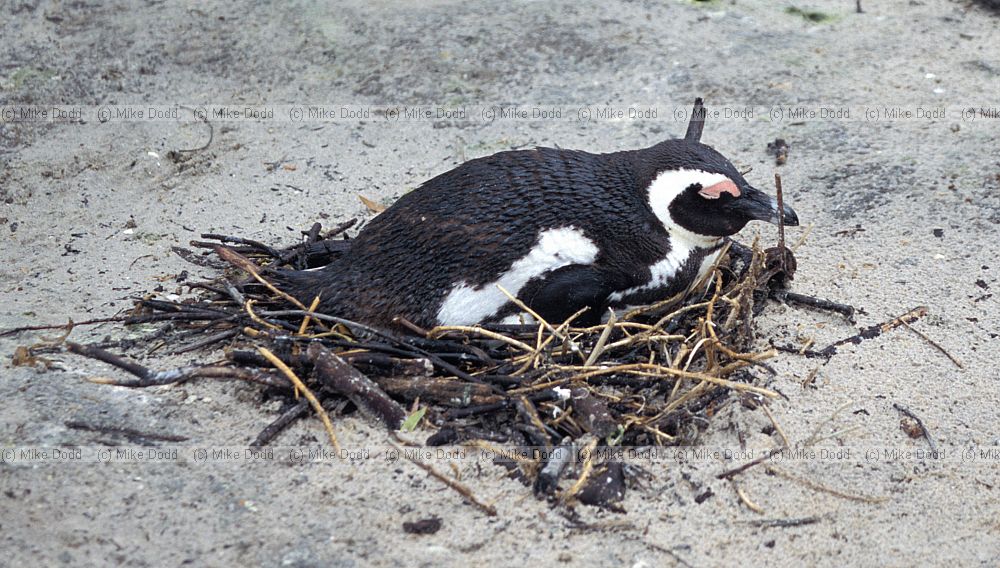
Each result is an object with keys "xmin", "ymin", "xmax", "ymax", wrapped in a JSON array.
[{"xmin": 519, "ymin": 264, "xmax": 610, "ymax": 326}]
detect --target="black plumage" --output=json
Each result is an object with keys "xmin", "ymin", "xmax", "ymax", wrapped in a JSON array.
[{"xmin": 279, "ymin": 138, "xmax": 797, "ymax": 329}]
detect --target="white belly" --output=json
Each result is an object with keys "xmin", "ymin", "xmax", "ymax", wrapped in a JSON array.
[{"xmin": 435, "ymin": 226, "xmax": 599, "ymax": 325}]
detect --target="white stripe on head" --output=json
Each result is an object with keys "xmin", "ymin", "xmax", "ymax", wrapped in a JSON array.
[
  {"xmin": 646, "ymin": 168, "xmax": 730, "ymax": 246},
  {"xmin": 608, "ymin": 169, "xmax": 725, "ymax": 302},
  {"xmin": 436, "ymin": 226, "xmax": 599, "ymax": 325}
]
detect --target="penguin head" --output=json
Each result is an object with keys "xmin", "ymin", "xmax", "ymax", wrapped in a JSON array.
[{"xmin": 640, "ymin": 139, "xmax": 799, "ymax": 239}]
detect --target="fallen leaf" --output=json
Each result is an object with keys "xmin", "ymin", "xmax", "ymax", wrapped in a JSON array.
[
  {"xmin": 400, "ymin": 407, "xmax": 427, "ymax": 432},
  {"xmin": 358, "ymin": 195, "xmax": 386, "ymax": 213}
]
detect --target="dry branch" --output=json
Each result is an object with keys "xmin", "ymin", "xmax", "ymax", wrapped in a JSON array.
[{"xmin": 308, "ymin": 343, "xmax": 407, "ymax": 430}]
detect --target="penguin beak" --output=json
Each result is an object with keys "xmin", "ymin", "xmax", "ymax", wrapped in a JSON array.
[{"xmin": 732, "ymin": 186, "xmax": 799, "ymax": 226}]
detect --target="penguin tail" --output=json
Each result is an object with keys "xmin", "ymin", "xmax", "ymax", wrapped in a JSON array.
[{"xmin": 270, "ymin": 268, "xmax": 331, "ymax": 307}]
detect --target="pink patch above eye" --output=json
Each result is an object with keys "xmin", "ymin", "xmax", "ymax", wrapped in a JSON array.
[{"xmin": 698, "ymin": 179, "xmax": 741, "ymax": 199}]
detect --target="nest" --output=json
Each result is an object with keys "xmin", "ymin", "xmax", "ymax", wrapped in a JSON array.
[{"xmin": 21, "ymin": 216, "xmax": 801, "ymax": 510}]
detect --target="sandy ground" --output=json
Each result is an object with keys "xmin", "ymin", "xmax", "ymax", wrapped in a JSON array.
[{"xmin": 2, "ymin": 0, "xmax": 999, "ymax": 566}]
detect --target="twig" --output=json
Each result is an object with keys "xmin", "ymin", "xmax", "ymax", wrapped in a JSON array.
[
  {"xmin": 177, "ymin": 105, "xmax": 214, "ymax": 153},
  {"xmin": 390, "ymin": 440, "xmax": 497, "ymax": 516},
  {"xmin": 250, "ymin": 399, "xmax": 310, "ymax": 447},
  {"xmin": 774, "ymin": 291, "xmax": 855, "ymax": 320},
  {"xmin": 791, "ymin": 223, "xmax": 813, "ymax": 252},
  {"xmin": 743, "ymin": 516, "xmax": 821, "ymax": 528},
  {"xmin": 584, "ymin": 309, "xmax": 617, "ymax": 366},
  {"xmin": 813, "ymin": 306, "xmax": 929, "ymax": 356},
  {"xmin": 214, "ymin": 246, "xmax": 310, "ymax": 310},
  {"xmin": 64, "ymin": 341, "xmax": 150, "ymax": 379},
  {"xmin": 899, "ymin": 320, "xmax": 963, "ymax": 368},
  {"xmin": 535, "ymin": 442, "xmax": 574, "ymax": 496},
  {"xmin": 497, "ymin": 285, "xmax": 585, "ymax": 362},
  {"xmin": 0, "ymin": 317, "xmax": 124, "ymax": 338},
  {"xmin": 774, "ymin": 173, "xmax": 787, "ymax": 273},
  {"xmin": 392, "ymin": 316, "xmax": 431, "ymax": 337},
  {"xmin": 64, "ymin": 341, "xmax": 290, "ymax": 388},
  {"xmin": 428, "ymin": 325, "xmax": 535, "ymax": 353},
  {"xmin": 257, "ymin": 347, "xmax": 341, "ymax": 454},
  {"xmin": 803, "ymin": 402, "xmax": 855, "ymax": 447},
  {"xmin": 307, "ymin": 343, "xmax": 407, "ymax": 430},
  {"xmin": 64, "ymin": 420, "xmax": 189, "ymax": 444},
  {"xmin": 172, "ymin": 328, "xmax": 239, "ymax": 354},
  {"xmin": 515, "ymin": 396, "xmax": 553, "ymax": 447},
  {"xmin": 716, "ymin": 448, "xmax": 779, "ymax": 479},
  {"xmin": 761, "ymin": 404, "xmax": 791, "ymax": 449},
  {"xmin": 526, "ymin": 363, "xmax": 778, "ymax": 398},
  {"xmin": 297, "ymin": 296, "xmax": 322, "ymax": 335},
  {"xmin": 731, "ymin": 480, "xmax": 765, "ymax": 514},
  {"xmin": 201, "ymin": 234, "xmax": 281, "ymax": 259},
  {"xmin": 766, "ymin": 465, "xmax": 888, "ymax": 503},
  {"xmin": 562, "ymin": 437, "xmax": 598, "ymax": 503}
]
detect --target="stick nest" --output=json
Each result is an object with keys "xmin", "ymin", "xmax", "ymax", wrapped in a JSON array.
[{"xmin": 26, "ymin": 219, "xmax": 799, "ymax": 508}]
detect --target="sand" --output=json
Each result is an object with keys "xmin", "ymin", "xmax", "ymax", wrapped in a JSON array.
[{"xmin": 2, "ymin": 0, "xmax": 998, "ymax": 565}]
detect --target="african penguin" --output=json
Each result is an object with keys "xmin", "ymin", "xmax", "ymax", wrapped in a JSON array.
[{"xmin": 280, "ymin": 117, "xmax": 799, "ymax": 330}]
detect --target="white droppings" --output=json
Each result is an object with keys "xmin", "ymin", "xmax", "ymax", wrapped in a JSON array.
[
  {"xmin": 553, "ymin": 386, "xmax": 571, "ymax": 401},
  {"xmin": 609, "ymin": 169, "xmax": 723, "ymax": 302},
  {"xmin": 436, "ymin": 226, "xmax": 599, "ymax": 325}
]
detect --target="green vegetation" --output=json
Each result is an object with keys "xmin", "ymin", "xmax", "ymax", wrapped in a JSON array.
[{"xmin": 785, "ymin": 6, "xmax": 834, "ymax": 23}]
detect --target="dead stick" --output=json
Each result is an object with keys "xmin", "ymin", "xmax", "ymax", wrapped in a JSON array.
[
  {"xmin": 584, "ymin": 309, "xmax": 617, "ymax": 366},
  {"xmin": 731, "ymin": 480, "xmax": 765, "ymax": 514},
  {"xmin": 774, "ymin": 173, "xmax": 787, "ymax": 272},
  {"xmin": 173, "ymin": 328, "xmax": 240, "ymax": 354},
  {"xmin": 374, "ymin": 376, "xmax": 500, "ymax": 407},
  {"xmin": 64, "ymin": 420, "xmax": 189, "ymax": 443},
  {"xmin": 307, "ymin": 343, "xmax": 407, "ymax": 429},
  {"xmin": 716, "ymin": 448, "xmax": 780, "ymax": 479},
  {"xmin": 761, "ymin": 404, "xmax": 791, "ymax": 449},
  {"xmin": 774, "ymin": 291, "xmax": 855, "ymax": 320},
  {"xmin": 535, "ymin": 442, "xmax": 574, "ymax": 496},
  {"xmin": 214, "ymin": 246, "xmax": 310, "ymax": 311},
  {"xmin": 562, "ymin": 437, "xmax": 598, "ymax": 503},
  {"xmin": 258, "ymin": 347, "xmax": 341, "ymax": 453},
  {"xmin": 65, "ymin": 341, "xmax": 151, "ymax": 380},
  {"xmin": 67, "ymin": 340, "xmax": 290, "ymax": 388},
  {"xmin": 251, "ymin": 399, "xmax": 310, "ymax": 447},
  {"xmin": 766, "ymin": 465, "xmax": 888, "ymax": 503},
  {"xmin": 297, "ymin": 296, "xmax": 321, "ymax": 335},
  {"xmin": 515, "ymin": 396, "xmax": 552, "ymax": 447},
  {"xmin": 0, "ymin": 317, "xmax": 124, "ymax": 338},
  {"xmin": 390, "ymin": 440, "xmax": 497, "ymax": 516},
  {"xmin": 824, "ymin": 306, "xmax": 929, "ymax": 353},
  {"xmin": 899, "ymin": 320, "xmax": 963, "ymax": 368},
  {"xmin": 744, "ymin": 516, "xmax": 821, "ymax": 528},
  {"xmin": 201, "ymin": 233, "xmax": 282, "ymax": 258}
]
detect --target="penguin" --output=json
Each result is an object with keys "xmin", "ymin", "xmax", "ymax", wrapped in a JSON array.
[{"xmin": 279, "ymin": 102, "xmax": 799, "ymax": 330}]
